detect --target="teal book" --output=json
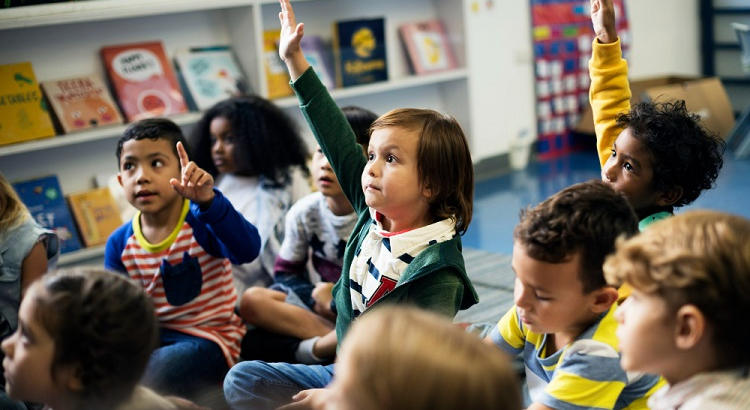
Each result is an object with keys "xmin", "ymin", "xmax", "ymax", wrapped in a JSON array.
[
  {"xmin": 12, "ymin": 175, "xmax": 82, "ymax": 254},
  {"xmin": 174, "ymin": 46, "xmax": 249, "ymax": 111},
  {"xmin": 332, "ymin": 17, "xmax": 387, "ymax": 87}
]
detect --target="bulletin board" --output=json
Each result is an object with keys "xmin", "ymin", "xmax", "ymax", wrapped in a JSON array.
[{"xmin": 531, "ymin": 0, "xmax": 630, "ymax": 159}]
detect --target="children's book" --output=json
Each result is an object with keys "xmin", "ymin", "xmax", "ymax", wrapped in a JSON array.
[
  {"xmin": 332, "ymin": 17, "xmax": 388, "ymax": 87},
  {"xmin": 40, "ymin": 74, "xmax": 124, "ymax": 134},
  {"xmin": 263, "ymin": 30, "xmax": 293, "ymax": 99},
  {"xmin": 173, "ymin": 46, "xmax": 249, "ymax": 111},
  {"xmin": 67, "ymin": 187, "xmax": 123, "ymax": 247},
  {"xmin": 399, "ymin": 20, "xmax": 458, "ymax": 75},
  {"xmin": 101, "ymin": 41, "xmax": 187, "ymax": 122},
  {"xmin": 300, "ymin": 35, "xmax": 336, "ymax": 90},
  {"xmin": 12, "ymin": 175, "xmax": 82, "ymax": 254},
  {"xmin": 0, "ymin": 62, "xmax": 56, "ymax": 146}
]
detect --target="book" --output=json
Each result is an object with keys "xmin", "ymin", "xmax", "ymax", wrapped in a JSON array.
[
  {"xmin": 101, "ymin": 41, "xmax": 187, "ymax": 122},
  {"xmin": 12, "ymin": 175, "xmax": 82, "ymax": 254},
  {"xmin": 40, "ymin": 74, "xmax": 124, "ymax": 134},
  {"xmin": 0, "ymin": 62, "xmax": 56, "ymax": 146},
  {"xmin": 332, "ymin": 17, "xmax": 388, "ymax": 87},
  {"xmin": 67, "ymin": 187, "xmax": 123, "ymax": 247},
  {"xmin": 93, "ymin": 172, "xmax": 137, "ymax": 223},
  {"xmin": 173, "ymin": 46, "xmax": 249, "ymax": 111},
  {"xmin": 399, "ymin": 20, "xmax": 458, "ymax": 75},
  {"xmin": 300, "ymin": 35, "xmax": 336, "ymax": 90},
  {"xmin": 263, "ymin": 30, "xmax": 293, "ymax": 99}
]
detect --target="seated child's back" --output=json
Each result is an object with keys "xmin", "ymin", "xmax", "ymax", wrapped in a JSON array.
[{"xmin": 487, "ymin": 180, "xmax": 664, "ymax": 409}]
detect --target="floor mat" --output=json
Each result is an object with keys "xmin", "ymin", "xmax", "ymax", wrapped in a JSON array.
[{"xmin": 455, "ymin": 247, "xmax": 515, "ymax": 325}]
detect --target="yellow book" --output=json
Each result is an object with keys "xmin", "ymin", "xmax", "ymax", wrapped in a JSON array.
[
  {"xmin": 67, "ymin": 187, "xmax": 123, "ymax": 247},
  {"xmin": 263, "ymin": 30, "xmax": 293, "ymax": 99},
  {"xmin": 0, "ymin": 62, "xmax": 56, "ymax": 146}
]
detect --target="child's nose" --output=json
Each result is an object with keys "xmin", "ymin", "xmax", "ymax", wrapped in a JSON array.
[
  {"xmin": 1, "ymin": 332, "xmax": 14, "ymax": 357},
  {"xmin": 602, "ymin": 161, "xmax": 617, "ymax": 182}
]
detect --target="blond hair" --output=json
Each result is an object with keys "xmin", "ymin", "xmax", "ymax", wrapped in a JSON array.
[
  {"xmin": 370, "ymin": 109, "xmax": 473, "ymax": 234},
  {"xmin": 336, "ymin": 306, "xmax": 521, "ymax": 410},
  {"xmin": 0, "ymin": 172, "xmax": 29, "ymax": 234},
  {"xmin": 603, "ymin": 210, "xmax": 750, "ymax": 367}
]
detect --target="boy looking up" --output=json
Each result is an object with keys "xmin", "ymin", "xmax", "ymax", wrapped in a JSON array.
[
  {"xmin": 105, "ymin": 118, "xmax": 261, "ymax": 400},
  {"xmin": 486, "ymin": 180, "xmax": 664, "ymax": 409}
]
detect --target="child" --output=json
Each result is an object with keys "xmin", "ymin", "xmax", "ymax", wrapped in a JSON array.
[
  {"xmin": 485, "ymin": 180, "xmax": 664, "ymax": 409},
  {"xmin": 589, "ymin": 0, "xmax": 724, "ymax": 230},
  {"xmin": 189, "ymin": 96, "xmax": 311, "ymax": 292},
  {"xmin": 105, "ymin": 118, "xmax": 261, "ymax": 398},
  {"xmin": 0, "ymin": 172, "xmax": 59, "ymax": 410},
  {"xmin": 222, "ymin": 1, "xmax": 478, "ymax": 407},
  {"xmin": 0, "ymin": 268, "xmax": 175, "ymax": 410},
  {"xmin": 239, "ymin": 106, "xmax": 377, "ymax": 363},
  {"xmin": 291, "ymin": 305, "xmax": 521, "ymax": 410},
  {"xmin": 604, "ymin": 210, "xmax": 750, "ymax": 409}
]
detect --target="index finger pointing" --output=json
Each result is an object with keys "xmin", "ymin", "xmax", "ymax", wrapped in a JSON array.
[{"xmin": 176, "ymin": 141, "xmax": 189, "ymax": 169}]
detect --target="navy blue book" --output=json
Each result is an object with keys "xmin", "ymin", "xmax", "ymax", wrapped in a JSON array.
[
  {"xmin": 13, "ymin": 175, "xmax": 82, "ymax": 254},
  {"xmin": 332, "ymin": 17, "xmax": 387, "ymax": 87}
]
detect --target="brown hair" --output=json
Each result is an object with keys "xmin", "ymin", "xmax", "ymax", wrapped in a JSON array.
[
  {"xmin": 514, "ymin": 180, "xmax": 638, "ymax": 293},
  {"xmin": 32, "ymin": 268, "xmax": 158, "ymax": 407},
  {"xmin": 0, "ymin": 172, "xmax": 29, "ymax": 234},
  {"xmin": 370, "ymin": 109, "xmax": 473, "ymax": 234},
  {"xmin": 335, "ymin": 306, "xmax": 521, "ymax": 410},
  {"xmin": 604, "ymin": 210, "xmax": 750, "ymax": 368}
]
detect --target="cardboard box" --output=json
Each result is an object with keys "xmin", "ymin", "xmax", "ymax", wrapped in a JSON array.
[{"xmin": 577, "ymin": 76, "xmax": 736, "ymax": 139}]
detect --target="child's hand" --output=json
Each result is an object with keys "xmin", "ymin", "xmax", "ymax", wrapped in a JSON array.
[
  {"xmin": 278, "ymin": 0, "xmax": 310, "ymax": 80},
  {"xmin": 169, "ymin": 141, "xmax": 215, "ymax": 207},
  {"xmin": 277, "ymin": 388, "xmax": 333, "ymax": 410},
  {"xmin": 590, "ymin": 0, "xmax": 617, "ymax": 44},
  {"xmin": 311, "ymin": 282, "xmax": 335, "ymax": 321}
]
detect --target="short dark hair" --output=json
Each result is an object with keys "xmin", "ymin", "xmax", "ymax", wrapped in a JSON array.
[
  {"xmin": 616, "ymin": 100, "xmax": 725, "ymax": 207},
  {"xmin": 342, "ymin": 105, "xmax": 378, "ymax": 148},
  {"xmin": 189, "ymin": 96, "xmax": 309, "ymax": 185},
  {"xmin": 116, "ymin": 118, "xmax": 188, "ymax": 169},
  {"xmin": 371, "ymin": 108, "xmax": 473, "ymax": 235},
  {"xmin": 33, "ymin": 268, "xmax": 158, "ymax": 407},
  {"xmin": 514, "ymin": 180, "xmax": 639, "ymax": 293}
]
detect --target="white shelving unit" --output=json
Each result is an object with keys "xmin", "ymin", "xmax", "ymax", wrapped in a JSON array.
[{"xmin": 1, "ymin": 0, "xmax": 536, "ymax": 266}]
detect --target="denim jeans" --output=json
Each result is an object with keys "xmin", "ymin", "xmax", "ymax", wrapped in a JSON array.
[
  {"xmin": 223, "ymin": 361, "xmax": 335, "ymax": 410},
  {"xmin": 142, "ymin": 328, "xmax": 229, "ymax": 398}
]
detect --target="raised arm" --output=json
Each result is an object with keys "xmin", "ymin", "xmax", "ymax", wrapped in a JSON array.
[
  {"xmin": 278, "ymin": 0, "xmax": 311, "ymax": 81},
  {"xmin": 589, "ymin": 0, "xmax": 631, "ymax": 168}
]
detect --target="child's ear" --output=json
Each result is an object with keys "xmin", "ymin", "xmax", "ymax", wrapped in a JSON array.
[
  {"xmin": 117, "ymin": 173, "xmax": 123, "ymax": 187},
  {"xmin": 56, "ymin": 364, "xmax": 84, "ymax": 393},
  {"xmin": 674, "ymin": 304, "xmax": 706, "ymax": 351},
  {"xmin": 656, "ymin": 186, "xmax": 683, "ymax": 207},
  {"xmin": 591, "ymin": 286, "xmax": 619, "ymax": 314}
]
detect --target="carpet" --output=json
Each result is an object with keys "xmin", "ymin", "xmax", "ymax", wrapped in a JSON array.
[{"xmin": 454, "ymin": 247, "xmax": 516, "ymax": 325}]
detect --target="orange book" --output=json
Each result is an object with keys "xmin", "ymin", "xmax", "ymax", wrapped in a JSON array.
[
  {"xmin": 101, "ymin": 41, "xmax": 187, "ymax": 122},
  {"xmin": 67, "ymin": 187, "xmax": 123, "ymax": 247},
  {"xmin": 41, "ymin": 74, "xmax": 124, "ymax": 133},
  {"xmin": 263, "ymin": 30, "xmax": 293, "ymax": 98}
]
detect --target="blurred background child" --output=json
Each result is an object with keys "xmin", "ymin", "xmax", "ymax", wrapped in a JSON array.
[
  {"xmin": 0, "ymin": 172, "xmax": 58, "ymax": 410},
  {"xmin": 189, "ymin": 96, "xmax": 311, "ymax": 292}
]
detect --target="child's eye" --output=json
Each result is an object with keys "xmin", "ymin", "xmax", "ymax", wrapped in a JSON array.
[
  {"xmin": 610, "ymin": 149, "xmax": 617, "ymax": 157},
  {"xmin": 386, "ymin": 154, "xmax": 396, "ymax": 163},
  {"xmin": 152, "ymin": 159, "xmax": 164, "ymax": 167},
  {"xmin": 122, "ymin": 162, "xmax": 133, "ymax": 171},
  {"xmin": 535, "ymin": 294, "xmax": 552, "ymax": 301},
  {"xmin": 623, "ymin": 162, "xmax": 633, "ymax": 172},
  {"xmin": 317, "ymin": 148, "xmax": 323, "ymax": 154},
  {"xmin": 367, "ymin": 153, "xmax": 375, "ymax": 161}
]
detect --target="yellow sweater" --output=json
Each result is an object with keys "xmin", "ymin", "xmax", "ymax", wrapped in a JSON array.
[{"xmin": 589, "ymin": 38, "xmax": 631, "ymax": 169}]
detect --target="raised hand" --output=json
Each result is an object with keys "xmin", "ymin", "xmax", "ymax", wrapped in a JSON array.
[
  {"xmin": 169, "ymin": 141, "xmax": 215, "ymax": 206},
  {"xmin": 590, "ymin": 0, "xmax": 617, "ymax": 44},
  {"xmin": 278, "ymin": 0, "xmax": 310, "ymax": 80}
]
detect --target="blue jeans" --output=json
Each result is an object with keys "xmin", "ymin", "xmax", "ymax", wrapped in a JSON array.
[
  {"xmin": 223, "ymin": 361, "xmax": 335, "ymax": 410},
  {"xmin": 143, "ymin": 328, "xmax": 229, "ymax": 398}
]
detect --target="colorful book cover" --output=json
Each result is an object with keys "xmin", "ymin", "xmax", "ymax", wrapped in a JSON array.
[
  {"xmin": 399, "ymin": 20, "xmax": 458, "ymax": 75},
  {"xmin": 101, "ymin": 41, "xmax": 187, "ymax": 122},
  {"xmin": 332, "ymin": 17, "xmax": 388, "ymax": 87},
  {"xmin": 300, "ymin": 35, "xmax": 336, "ymax": 90},
  {"xmin": 263, "ymin": 30, "xmax": 293, "ymax": 99},
  {"xmin": 67, "ymin": 187, "xmax": 123, "ymax": 247},
  {"xmin": 40, "ymin": 74, "xmax": 124, "ymax": 134},
  {"xmin": 12, "ymin": 175, "xmax": 82, "ymax": 254},
  {"xmin": 0, "ymin": 62, "xmax": 55, "ymax": 146},
  {"xmin": 173, "ymin": 46, "xmax": 249, "ymax": 111}
]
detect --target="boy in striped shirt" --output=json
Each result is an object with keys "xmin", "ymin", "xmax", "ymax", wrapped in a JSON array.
[
  {"xmin": 104, "ymin": 118, "xmax": 261, "ymax": 400},
  {"xmin": 485, "ymin": 180, "xmax": 664, "ymax": 409}
]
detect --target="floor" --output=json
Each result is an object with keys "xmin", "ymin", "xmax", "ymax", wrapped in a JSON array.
[{"xmin": 463, "ymin": 151, "xmax": 750, "ymax": 255}]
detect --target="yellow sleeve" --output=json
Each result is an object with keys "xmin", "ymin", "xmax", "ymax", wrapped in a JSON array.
[{"xmin": 589, "ymin": 38, "xmax": 631, "ymax": 169}]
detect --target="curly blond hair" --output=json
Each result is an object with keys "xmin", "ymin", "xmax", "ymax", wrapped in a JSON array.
[
  {"xmin": 334, "ymin": 305, "xmax": 521, "ymax": 410},
  {"xmin": 604, "ymin": 210, "xmax": 750, "ymax": 367}
]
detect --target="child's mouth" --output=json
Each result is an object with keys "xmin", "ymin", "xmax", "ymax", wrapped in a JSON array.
[{"xmin": 136, "ymin": 190, "xmax": 156, "ymax": 199}]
